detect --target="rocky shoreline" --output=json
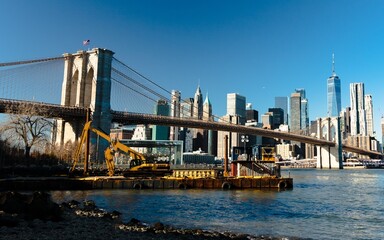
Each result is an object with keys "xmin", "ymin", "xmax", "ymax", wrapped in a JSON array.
[{"xmin": 0, "ymin": 192, "xmax": 305, "ymax": 240}]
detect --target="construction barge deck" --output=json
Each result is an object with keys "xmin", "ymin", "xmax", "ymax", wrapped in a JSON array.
[{"xmin": 0, "ymin": 176, "xmax": 293, "ymax": 191}]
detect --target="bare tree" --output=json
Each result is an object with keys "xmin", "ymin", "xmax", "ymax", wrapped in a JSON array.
[{"xmin": 0, "ymin": 103, "xmax": 53, "ymax": 158}]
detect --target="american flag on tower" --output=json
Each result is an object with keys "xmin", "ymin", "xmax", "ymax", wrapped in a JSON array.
[{"xmin": 83, "ymin": 39, "xmax": 90, "ymax": 46}]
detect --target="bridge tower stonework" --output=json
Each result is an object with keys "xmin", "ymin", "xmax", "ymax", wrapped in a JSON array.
[
  {"xmin": 316, "ymin": 117, "xmax": 343, "ymax": 169},
  {"xmin": 55, "ymin": 48, "xmax": 114, "ymax": 162}
]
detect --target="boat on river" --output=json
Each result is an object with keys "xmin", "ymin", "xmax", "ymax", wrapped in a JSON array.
[{"xmin": 343, "ymin": 158, "xmax": 384, "ymax": 169}]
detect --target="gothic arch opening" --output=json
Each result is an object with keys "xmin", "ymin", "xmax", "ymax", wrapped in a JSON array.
[
  {"xmin": 83, "ymin": 67, "xmax": 94, "ymax": 107},
  {"xmin": 69, "ymin": 70, "xmax": 79, "ymax": 106},
  {"xmin": 322, "ymin": 125, "xmax": 328, "ymax": 140}
]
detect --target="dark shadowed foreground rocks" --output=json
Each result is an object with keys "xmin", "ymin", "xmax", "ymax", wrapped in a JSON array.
[{"xmin": 0, "ymin": 192, "xmax": 307, "ymax": 240}]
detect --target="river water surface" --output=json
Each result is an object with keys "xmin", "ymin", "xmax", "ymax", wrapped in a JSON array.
[{"xmin": 51, "ymin": 169, "xmax": 384, "ymax": 240}]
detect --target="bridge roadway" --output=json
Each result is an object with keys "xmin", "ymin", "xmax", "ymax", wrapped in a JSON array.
[{"xmin": 0, "ymin": 99, "xmax": 381, "ymax": 158}]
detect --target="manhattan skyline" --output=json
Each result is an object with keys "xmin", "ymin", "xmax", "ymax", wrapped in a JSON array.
[{"xmin": 1, "ymin": 0, "xmax": 384, "ymax": 139}]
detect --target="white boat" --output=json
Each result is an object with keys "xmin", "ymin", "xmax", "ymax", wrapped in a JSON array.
[
  {"xmin": 343, "ymin": 158, "xmax": 384, "ymax": 169},
  {"xmin": 343, "ymin": 158, "xmax": 364, "ymax": 169}
]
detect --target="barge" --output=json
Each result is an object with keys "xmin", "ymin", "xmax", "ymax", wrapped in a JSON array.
[{"xmin": 0, "ymin": 176, "xmax": 292, "ymax": 191}]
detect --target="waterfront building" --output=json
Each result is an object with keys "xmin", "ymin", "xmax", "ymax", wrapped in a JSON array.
[
  {"xmin": 202, "ymin": 93, "xmax": 213, "ymax": 121},
  {"xmin": 276, "ymin": 143, "xmax": 295, "ymax": 160},
  {"xmin": 268, "ymin": 108, "xmax": 284, "ymax": 129},
  {"xmin": 365, "ymin": 94, "xmax": 374, "ymax": 137},
  {"xmin": 203, "ymin": 93, "xmax": 216, "ymax": 155},
  {"xmin": 327, "ymin": 54, "xmax": 341, "ymax": 117},
  {"xmin": 295, "ymin": 88, "xmax": 309, "ymax": 132},
  {"xmin": 227, "ymin": 93, "xmax": 246, "ymax": 124},
  {"xmin": 192, "ymin": 85, "xmax": 204, "ymax": 151},
  {"xmin": 275, "ymin": 96, "xmax": 288, "ymax": 124},
  {"xmin": 110, "ymin": 128, "xmax": 134, "ymax": 140},
  {"xmin": 381, "ymin": 117, "xmax": 384, "ymax": 151},
  {"xmin": 290, "ymin": 92, "xmax": 301, "ymax": 132},
  {"xmin": 245, "ymin": 121, "xmax": 263, "ymax": 151},
  {"xmin": 340, "ymin": 107, "xmax": 351, "ymax": 139},
  {"xmin": 169, "ymin": 90, "xmax": 180, "ymax": 140},
  {"xmin": 152, "ymin": 99, "xmax": 169, "ymax": 140},
  {"xmin": 180, "ymin": 98, "xmax": 194, "ymax": 152},
  {"xmin": 246, "ymin": 103, "xmax": 259, "ymax": 122},
  {"xmin": 350, "ymin": 83, "xmax": 366, "ymax": 136},
  {"xmin": 180, "ymin": 98, "xmax": 194, "ymax": 118},
  {"xmin": 132, "ymin": 124, "xmax": 152, "ymax": 154},
  {"xmin": 261, "ymin": 113, "xmax": 273, "ymax": 129},
  {"xmin": 222, "ymin": 93, "xmax": 246, "ymax": 158},
  {"xmin": 245, "ymin": 104, "xmax": 260, "ymax": 155},
  {"xmin": 217, "ymin": 114, "xmax": 242, "ymax": 160}
]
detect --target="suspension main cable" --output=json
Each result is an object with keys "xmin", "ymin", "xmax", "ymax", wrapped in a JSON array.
[{"xmin": 0, "ymin": 56, "xmax": 65, "ymax": 67}]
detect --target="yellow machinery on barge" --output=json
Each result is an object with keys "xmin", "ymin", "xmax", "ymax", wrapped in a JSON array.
[{"xmin": 71, "ymin": 121, "xmax": 171, "ymax": 177}]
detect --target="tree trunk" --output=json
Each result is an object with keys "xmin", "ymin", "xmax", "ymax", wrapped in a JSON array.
[{"xmin": 25, "ymin": 146, "xmax": 31, "ymax": 158}]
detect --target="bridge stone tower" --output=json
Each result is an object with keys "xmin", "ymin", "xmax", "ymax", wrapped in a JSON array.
[
  {"xmin": 55, "ymin": 48, "xmax": 114, "ymax": 162},
  {"xmin": 316, "ymin": 117, "xmax": 343, "ymax": 169}
]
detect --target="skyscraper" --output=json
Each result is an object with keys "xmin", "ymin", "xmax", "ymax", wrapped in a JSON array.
[
  {"xmin": 152, "ymin": 99, "xmax": 169, "ymax": 140},
  {"xmin": 227, "ymin": 93, "xmax": 246, "ymax": 124},
  {"xmin": 193, "ymin": 85, "xmax": 203, "ymax": 120},
  {"xmin": 381, "ymin": 117, "xmax": 384, "ymax": 148},
  {"xmin": 290, "ymin": 92, "xmax": 301, "ymax": 132},
  {"xmin": 365, "ymin": 94, "xmax": 374, "ymax": 136},
  {"xmin": 327, "ymin": 54, "xmax": 341, "ymax": 117},
  {"xmin": 203, "ymin": 93, "xmax": 212, "ymax": 121},
  {"xmin": 350, "ymin": 83, "xmax": 366, "ymax": 136},
  {"xmin": 180, "ymin": 98, "xmax": 194, "ymax": 118},
  {"xmin": 275, "ymin": 96, "xmax": 288, "ymax": 124},
  {"xmin": 169, "ymin": 90, "xmax": 180, "ymax": 140},
  {"xmin": 268, "ymin": 108, "xmax": 284, "ymax": 129},
  {"xmin": 295, "ymin": 88, "xmax": 309, "ymax": 131}
]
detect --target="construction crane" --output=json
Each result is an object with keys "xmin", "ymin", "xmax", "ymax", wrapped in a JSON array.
[{"xmin": 70, "ymin": 121, "xmax": 171, "ymax": 177}]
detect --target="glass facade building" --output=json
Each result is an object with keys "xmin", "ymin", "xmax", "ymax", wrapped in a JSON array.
[
  {"xmin": 152, "ymin": 99, "xmax": 170, "ymax": 140},
  {"xmin": 275, "ymin": 96, "xmax": 288, "ymax": 124},
  {"xmin": 327, "ymin": 73, "xmax": 341, "ymax": 117},
  {"xmin": 290, "ymin": 92, "xmax": 301, "ymax": 132}
]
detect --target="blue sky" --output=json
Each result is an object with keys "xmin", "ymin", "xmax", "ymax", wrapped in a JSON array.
[{"xmin": 1, "ymin": 0, "xmax": 384, "ymax": 140}]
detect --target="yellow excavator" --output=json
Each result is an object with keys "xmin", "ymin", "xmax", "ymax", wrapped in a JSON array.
[{"xmin": 70, "ymin": 121, "xmax": 172, "ymax": 177}]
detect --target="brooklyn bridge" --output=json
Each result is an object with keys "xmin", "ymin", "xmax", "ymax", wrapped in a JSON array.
[{"xmin": 0, "ymin": 48, "xmax": 381, "ymax": 169}]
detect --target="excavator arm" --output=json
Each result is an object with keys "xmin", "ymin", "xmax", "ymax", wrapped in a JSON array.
[{"xmin": 71, "ymin": 121, "xmax": 146, "ymax": 176}]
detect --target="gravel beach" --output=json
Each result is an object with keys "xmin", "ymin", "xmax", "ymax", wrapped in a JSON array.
[{"xmin": 0, "ymin": 192, "xmax": 304, "ymax": 240}]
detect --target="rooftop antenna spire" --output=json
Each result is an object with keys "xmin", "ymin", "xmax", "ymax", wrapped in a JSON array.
[{"xmin": 332, "ymin": 53, "xmax": 335, "ymax": 75}]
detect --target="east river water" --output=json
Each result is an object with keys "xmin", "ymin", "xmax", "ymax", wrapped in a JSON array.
[{"xmin": 50, "ymin": 169, "xmax": 384, "ymax": 240}]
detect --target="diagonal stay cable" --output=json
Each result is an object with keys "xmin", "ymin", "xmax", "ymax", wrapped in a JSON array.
[
  {"xmin": 112, "ymin": 68, "xmax": 169, "ymax": 101},
  {"xmin": 113, "ymin": 57, "xmax": 172, "ymax": 96},
  {"xmin": 111, "ymin": 77, "xmax": 158, "ymax": 103},
  {"xmin": 112, "ymin": 58, "xmax": 231, "ymax": 124}
]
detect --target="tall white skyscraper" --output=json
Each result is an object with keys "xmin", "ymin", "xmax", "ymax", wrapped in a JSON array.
[
  {"xmin": 365, "ymin": 94, "xmax": 374, "ymax": 136},
  {"xmin": 350, "ymin": 83, "xmax": 366, "ymax": 136}
]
